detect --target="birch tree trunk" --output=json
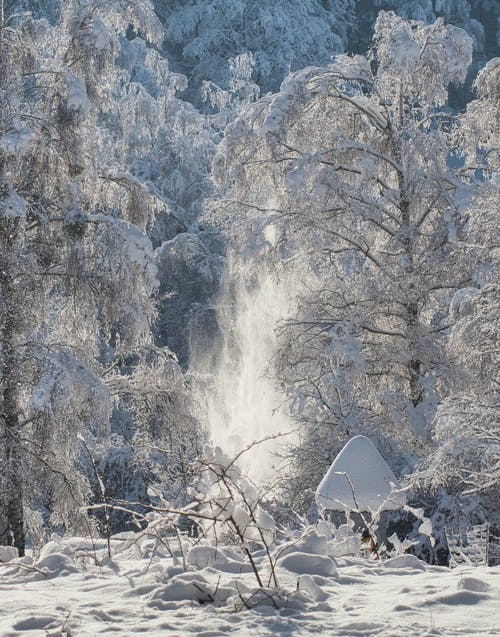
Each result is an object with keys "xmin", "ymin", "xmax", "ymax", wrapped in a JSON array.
[
  {"xmin": 0, "ymin": 1, "xmax": 26, "ymax": 555},
  {"xmin": 0, "ymin": 221, "xmax": 26, "ymax": 555}
]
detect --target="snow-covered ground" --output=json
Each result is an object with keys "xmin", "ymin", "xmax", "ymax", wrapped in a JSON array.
[{"xmin": 1, "ymin": 529, "xmax": 499, "ymax": 637}]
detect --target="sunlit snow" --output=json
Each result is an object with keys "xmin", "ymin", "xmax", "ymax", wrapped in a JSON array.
[
  {"xmin": 315, "ymin": 435, "xmax": 407, "ymax": 513},
  {"xmin": 1, "ymin": 531, "xmax": 498, "ymax": 637}
]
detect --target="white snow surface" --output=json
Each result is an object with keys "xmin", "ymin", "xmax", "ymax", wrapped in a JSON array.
[
  {"xmin": 315, "ymin": 435, "xmax": 407, "ymax": 512},
  {"xmin": 1, "ymin": 530, "xmax": 499, "ymax": 637}
]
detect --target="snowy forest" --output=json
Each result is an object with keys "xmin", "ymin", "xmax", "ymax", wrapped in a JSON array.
[{"xmin": 0, "ymin": 0, "xmax": 499, "ymax": 634}]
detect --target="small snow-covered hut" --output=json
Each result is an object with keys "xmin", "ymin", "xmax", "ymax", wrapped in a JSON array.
[{"xmin": 315, "ymin": 435, "xmax": 406, "ymax": 540}]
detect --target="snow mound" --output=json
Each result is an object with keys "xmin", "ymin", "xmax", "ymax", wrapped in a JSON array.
[
  {"xmin": 228, "ymin": 586, "xmax": 312, "ymax": 612},
  {"xmin": 185, "ymin": 547, "xmax": 256, "ymax": 575},
  {"xmin": 328, "ymin": 535, "xmax": 362, "ymax": 558},
  {"xmin": 297, "ymin": 574, "xmax": 329, "ymax": 602},
  {"xmin": 425, "ymin": 591, "xmax": 489, "ymax": 606},
  {"xmin": 35, "ymin": 553, "xmax": 82, "ymax": 578},
  {"xmin": 150, "ymin": 573, "xmax": 212, "ymax": 606},
  {"xmin": 276, "ymin": 525, "xmax": 367, "ymax": 561},
  {"xmin": 277, "ymin": 551, "xmax": 337, "ymax": 577},
  {"xmin": 186, "ymin": 546, "xmax": 229, "ymax": 569},
  {"xmin": 150, "ymin": 572, "xmax": 234, "ymax": 607},
  {"xmin": 276, "ymin": 529, "xmax": 329, "ymax": 558},
  {"xmin": 315, "ymin": 435, "xmax": 406, "ymax": 512},
  {"xmin": 38, "ymin": 538, "xmax": 76, "ymax": 560},
  {"xmin": 0, "ymin": 545, "xmax": 18, "ymax": 563},
  {"xmin": 457, "ymin": 577, "xmax": 490, "ymax": 593}
]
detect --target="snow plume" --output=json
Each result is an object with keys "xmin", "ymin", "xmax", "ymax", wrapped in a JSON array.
[{"xmin": 192, "ymin": 253, "xmax": 299, "ymax": 481}]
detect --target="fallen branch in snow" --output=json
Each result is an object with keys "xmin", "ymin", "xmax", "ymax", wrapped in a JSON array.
[{"xmin": 0, "ymin": 560, "xmax": 48, "ymax": 577}]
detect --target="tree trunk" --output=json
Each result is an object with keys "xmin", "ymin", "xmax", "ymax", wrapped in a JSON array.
[
  {"xmin": 399, "ymin": 188, "xmax": 422, "ymax": 408},
  {"xmin": 0, "ymin": 224, "xmax": 26, "ymax": 556},
  {"xmin": 391, "ymin": 92, "xmax": 423, "ymax": 410}
]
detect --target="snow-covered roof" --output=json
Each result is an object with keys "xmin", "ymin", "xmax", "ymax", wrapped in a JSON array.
[{"xmin": 315, "ymin": 435, "xmax": 406, "ymax": 512}]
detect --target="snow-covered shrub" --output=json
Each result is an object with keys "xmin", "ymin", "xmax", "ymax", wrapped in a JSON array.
[{"xmin": 190, "ymin": 444, "xmax": 278, "ymax": 588}]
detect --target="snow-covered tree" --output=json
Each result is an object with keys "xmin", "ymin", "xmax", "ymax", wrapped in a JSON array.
[
  {"xmin": 0, "ymin": 1, "xmax": 188, "ymax": 552},
  {"xmin": 153, "ymin": 0, "xmax": 498, "ymax": 113},
  {"xmin": 211, "ymin": 13, "xmax": 476, "ymax": 507},
  {"xmin": 155, "ymin": 0, "xmax": 354, "ymax": 107},
  {"xmin": 421, "ymin": 59, "xmax": 499, "ymax": 526},
  {"xmin": 0, "ymin": 4, "xmax": 68, "ymax": 555},
  {"xmin": 419, "ymin": 285, "xmax": 499, "ymax": 535},
  {"xmin": 352, "ymin": 1, "xmax": 497, "ymax": 88},
  {"xmin": 459, "ymin": 57, "xmax": 499, "ymax": 286}
]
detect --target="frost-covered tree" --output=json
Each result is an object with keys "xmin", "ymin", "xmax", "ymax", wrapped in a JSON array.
[
  {"xmin": 155, "ymin": 0, "xmax": 354, "ymax": 107},
  {"xmin": 0, "ymin": 4, "xmax": 69, "ymax": 555},
  {"xmin": 211, "ymin": 13, "xmax": 476, "ymax": 507},
  {"xmin": 459, "ymin": 57, "xmax": 499, "ymax": 286},
  {"xmin": 427, "ymin": 287, "xmax": 499, "ymax": 497},
  {"xmin": 0, "ymin": 1, "xmax": 189, "ymax": 552},
  {"xmin": 154, "ymin": 232, "xmax": 222, "ymax": 364},
  {"xmin": 113, "ymin": 41, "xmax": 216, "ymax": 237},
  {"xmin": 352, "ymin": 1, "xmax": 497, "ymax": 65},
  {"xmin": 154, "ymin": 0, "xmax": 497, "ymax": 113},
  {"xmin": 421, "ymin": 59, "xmax": 499, "ymax": 525},
  {"xmin": 353, "ymin": 1, "xmax": 487, "ymax": 48},
  {"xmin": 87, "ymin": 348, "xmax": 206, "ymax": 532}
]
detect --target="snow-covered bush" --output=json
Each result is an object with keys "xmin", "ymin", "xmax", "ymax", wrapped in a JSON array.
[{"xmin": 190, "ymin": 444, "xmax": 278, "ymax": 588}]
